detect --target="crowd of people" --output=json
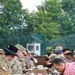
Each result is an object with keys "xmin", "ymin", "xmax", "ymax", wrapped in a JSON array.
[
  {"xmin": 44, "ymin": 46, "xmax": 75, "ymax": 75},
  {"xmin": 0, "ymin": 45, "xmax": 75, "ymax": 75},
  {"xmin": 0, "ymin": 44, "xmax": 38, "ymax": 75}
]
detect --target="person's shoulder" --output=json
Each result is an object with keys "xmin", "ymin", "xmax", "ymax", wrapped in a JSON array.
[
  {"xmin": 0, "ymin": 56, "xmax": 3, "ymax": 60},
  {"xmin": 65, "ymin": 62, "xmax": 75, "ymax": 69},
  {"xmin": 0, "ymin": 57, "xmax": 8, "ymax": 72},
  {"xmin": 0, "ymin": 56, "xmax": 5, "ymax": 63},
  {"xmin": 65, "ymin": 62, "xmax": 75, "ymax": 75},
  {"xmin": 69, "ymin": 62, "xmax": 75, "ymax": 66}
]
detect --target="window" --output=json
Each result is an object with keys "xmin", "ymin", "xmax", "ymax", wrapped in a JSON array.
[
  {"xmin": 36, "ymin": 45, "xmax": 39, "ymax": 51},
  {"xmin": 28, "ymin": 45, "xmax": 34, "ymax": 52}
]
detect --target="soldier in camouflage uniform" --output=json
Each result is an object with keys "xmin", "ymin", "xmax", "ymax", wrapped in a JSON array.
[
  {"xmin": 43, "ymin": 54, "xmax": 58, "ymax": 75},
  {"xmin": 15, "ymin": 44, "xmax": 30, "ymax": 73},
  {"xmin": 9, "ymin": 44, "xmax": 24, "ymax": 74},
  {"xmin": 0, "ymin": 45, "xmax": 18, "ymax": 75},
  {"xmin": 9, "ymin": 44, "xmax": 30, "ymax": 74}
]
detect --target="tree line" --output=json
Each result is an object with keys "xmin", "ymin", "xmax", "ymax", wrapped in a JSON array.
[{"xmin": 0, "ymin": 0, "xmax": 75, "ymax": 41}]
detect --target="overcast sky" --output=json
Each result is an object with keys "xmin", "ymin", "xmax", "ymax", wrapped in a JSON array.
[{"xmin": 20, "ymin": 0, "xmax": 44, "ymax": 12}]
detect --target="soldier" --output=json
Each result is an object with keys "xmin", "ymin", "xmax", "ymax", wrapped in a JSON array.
[
  {"xmin": 23, "ymin": 53, "xmax": 30, "ymax": 69},
  {"xmin": 25, "ymin": 50, "xmax": 33, "ymax": 68},
  {"xmin": 9, "ymin": 44, "xmax": 25, "ymax": 74},
  {"xmin": 43, "ymin": 54, "xmax": 58, "ymax": 75},
  {"xmin": 10, "ymin": 44, "xmax": 30, "ymax": 74},
  {"xmin": 15, "ymin": 44, "xmax": 31, "ymax": 72},
  {"xmin": 0, "ymin": 45, "xmax": 18, "ymax": 75}
]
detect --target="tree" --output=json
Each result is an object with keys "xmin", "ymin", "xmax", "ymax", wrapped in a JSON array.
[
  {"xmin": 0, "ymin": 0, "xmax": 24, "ymax": 36},
  {"xmin": 59, "ymin": 0, "xmax": 75, "ymax": 36},
  {"xmin": 0, "ymin": 0, "xmax": 29, "ymax": 47},
  {"xmin": 23, "ymin": 11, "xmax": 35, "ymax": 35},
  {"xmin": 26, "ymin": 0, "xmax": 62, "ymax": 41}
]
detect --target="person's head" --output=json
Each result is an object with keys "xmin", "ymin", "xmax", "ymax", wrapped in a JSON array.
[
  {"xmin": 62, "ymin": 48, "xmax": 71, "ymax": 57},
  {"xmin": 3, "ymin": 45, "xmax": 18, "ymax": 61},
  {"xmin": 30, "ymin": 58, "xmax": 34, "ymax": 61},
  {"xmin": 4, "ymin": 53, "xmax": 15, "ymax": 61},
  {"xmin": 15, "ymin": 44, "xmax": 27, "ymax": 57},
  {"xmin": 45, "ymin": 57, "xmax": 51, "ymax": 66},
  {"xmin": 52, "ymin": 58, "xmax": 65, "ymax": 73},
  {"xmin": 45, "ymin": 57, "xmax": 49, "ymax": 62},
  {"xmin": 17, "ymin": 50, "xmax": 23, "ymax": 57},
  {"xmin": 66, "ymin": 52, "xmax": 74, "ymax": 62},
  {"xmin": 50, "ymin": 54, "xmax": 57, "ymax": 62},
  {"xmin": 23, "ymin": 52, "xmax": 27, "ymax": 58},
  {"xmin": 55, "ymin": 50, "xmax": 62, "ymax": 55},
  {"xmin": 31, "ymin": 53, "xmax": 35, "ymax": 57},
  {"xmin": 25, "ymin": 50, "xmax": 31, "ymax": 58}
]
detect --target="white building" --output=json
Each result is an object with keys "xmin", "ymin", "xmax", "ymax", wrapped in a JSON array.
[{"xmin": 27, "ymin": 43, "xmax": 41, "ymax": 56}]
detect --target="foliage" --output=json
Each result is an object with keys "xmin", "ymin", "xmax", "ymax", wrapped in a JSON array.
[
  {"xmin": 26, "ymin": 0, "xmax": 62, "ymax": 41},
  {"xmin": 46, "ymin": 45, "xmax": 55, "ymax": 52},
  {"xmin": 0, "ymin": 0, "xmax": 75, "ymax": 49},
  {"xmin": 58, "ymin": 0, "xmax": 75, "ymax": 36},
  {"xmin": 49, "ymin": 34, "xmax": 75, "ymax": 50},
  {"xmin": 0, "ymin": 0, "xmax": 25, "ymax": 36}
]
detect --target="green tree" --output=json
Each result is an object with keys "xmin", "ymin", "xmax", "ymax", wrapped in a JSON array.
[
  {"xmin": 59, "ymin": 0, "xmax": 75, "ymax": 36},
  {"xmin": 26, "ymin": 0, "xmax": 62, "ymax": 41},
  {"xmin": 0, "ymin": 0, "xmax": 29, "ymax": 47},
  {"xmin": 0, "ymin": 0, "xmax": 24, "ymax": 36},
  {"xmin": 23, "ymin": 11, "xmax": 34, "ymax": 35}
]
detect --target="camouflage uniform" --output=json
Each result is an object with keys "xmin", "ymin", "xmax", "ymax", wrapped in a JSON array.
[
  {"xmin": 49, "ymin": 54, "xmax": 58, "ymax": 75},
  {"xmin": 10, "ymin": 58, "xmax": 22, "ymax": 74},
  {"xmin": 54, "ymin": 46, "xmax": 63, "ymax": 51},
  {"xmin": 0, "ymin": 49, "xmax": 5, "ymax": 54},
  {"xmin": 49, "ymin": 54, "xmax": 57, "ymax": 62},
  {"xmin": 15, "ymin": 44, "xmax": 30, "ymax": 73},
  {"xmin": 19, "ymin": 57, "xmax": 30, "ymax": 69},
  {"xmin": 15, "ymin": 44, "xmax": 27, "ymax": 55},
  {"xmin": 0, "ymin": 56, "xmax": 11, "ymax": 75},
  {"xmin": 24, "ymin": 59, "xmax": 30, "ymax": 69}
]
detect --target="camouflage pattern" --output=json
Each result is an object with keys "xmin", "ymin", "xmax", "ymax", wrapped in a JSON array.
[
  {"xmin": 0, "ymin": 49, "xmax": 5, "ymax": 54},
  {"xmin": 19, "ymin": 57, "xmax": 30, "ymax": 72},
  {"xmin": 10, "ymin": 58, "xmax": 30, "ymax": 74},
  {"xmin": 54, "ymin": 46, "xmax": 63, "ymax": 51},
  {"xmin": 15, "ymin": 44, "xmax": 30, "ymax": 68},
  {"xmin": 49, "ymin": 54, "xmax": 57, "ymax": 62},
  {"xmin": 0, "ymin": 56, "xmax": 11, "ymax": 75},
  {"xmin": 14, "ymin": 44, "xmax": 31, "ymax": 74},
  {"xmin": 24, "ymin": 58, "xmax": 30, "ymax": 69},
  {"xmin": 15, "ymin": 44, "xmax": 27, "ymax": 54},
  {"xmin": 10, "ymin": 58, "xmax": 22, "ymax": 74},
  {"xmin": 10, "ymin": 57, "xmax": 30, "ymax": 74}
]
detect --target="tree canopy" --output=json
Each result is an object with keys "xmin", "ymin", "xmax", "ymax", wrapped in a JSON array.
[
  {"xmin": 25, "ymin": 0, "xmax": 62, "ymax": 41},
  {"xmin": 59, "ymin": 0, "xmax": 75, "ymax": 36},
  {"xmin": 0, "ymin": 0, "xmax": 26, "ymax": 36},
  {"xmin": 0, "ymin": 0, "xmax": 75, "ymax": 41}
]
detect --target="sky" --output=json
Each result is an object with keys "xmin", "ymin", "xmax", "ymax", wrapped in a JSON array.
[{"xmin": 20, "ymin": 0, "xmax": 44, "ymax": 12}]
